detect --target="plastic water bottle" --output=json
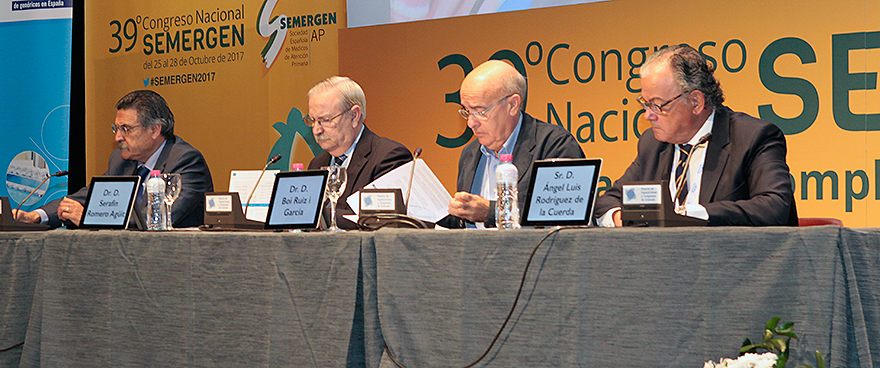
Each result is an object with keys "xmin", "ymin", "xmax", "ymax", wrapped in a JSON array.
[
  {"xmin": 495, "ymin": 154, "xmax": 520, "ymax": 229},
  {"xmin": 145, "ymin": 170, "xmax": 167, "ymax": 231}
]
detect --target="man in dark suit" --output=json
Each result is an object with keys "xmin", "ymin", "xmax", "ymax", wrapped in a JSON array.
[
  {"xmin": 14, "ymin": 90, "xmax": 214, "ymax": 228},
  {"xmin": 594, "ymin": 45, "xmax": 797, "ymax": 226},
  {"xmin": 305, "ymin": 76, "xmax": 412, "ymax": 229},
  {"xmin": 443, "ymin": 60, "xmax": 585, "ymax": 228}
]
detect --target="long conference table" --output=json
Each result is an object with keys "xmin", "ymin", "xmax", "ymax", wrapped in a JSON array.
[{"xmin": 2, "ymin": 227, "xmax": 878, "ymax": 368}]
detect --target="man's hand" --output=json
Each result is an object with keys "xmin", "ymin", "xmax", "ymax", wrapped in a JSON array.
[
  {"xmin": 448, "ymin": 192, "xmax": 491, "ymax": 223},
  {"xmin": 12, "ymin": 209, "xmax": 41, "ymax": 224},
  {"xmin": 612, "ymin": 209, "xmax": 622, "ymax": 227},
  {"xmin": 56, "ymin": 197, "xmax": 84, "ymax": 226}
]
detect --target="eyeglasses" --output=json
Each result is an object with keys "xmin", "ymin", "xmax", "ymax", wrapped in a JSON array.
[
  {"xmin": 111, "ymin": 124, "xmax": 144, "ymax": 135},
  {"xmin": 637, "ymin": 92, "xmax": 686, "ymax": 114},
  {"xmin": 459, "ymin": 94, "xmax": 513, "ymax": 120},
  {"xmin": 303, "ymin": 108, "xmax": 350, "ymax": 128}
]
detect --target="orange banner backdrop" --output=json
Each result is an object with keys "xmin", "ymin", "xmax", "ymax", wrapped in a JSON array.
[
  {"xmin": 339, "ymin": 0, "xmax": 880, "ymax": 226},
  {"xmin": 85, "ymin": 0, "xmax": 346, "ymax": 191}
]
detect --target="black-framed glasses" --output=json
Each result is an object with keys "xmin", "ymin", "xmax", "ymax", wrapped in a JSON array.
[
  {"xmin": 303, "ymin": 108, "xmax": 351, "ymax": 128},
  {"xmin": 459, "ymin": 94, "xmax": 513, "ymax": 120},
  {"xmin": 110, "ymin": 124, "xmax": 143, "ymax": 135},
  {"xmin": 637, "ymin": 92, "xmax": 686, "ymax": 114}
]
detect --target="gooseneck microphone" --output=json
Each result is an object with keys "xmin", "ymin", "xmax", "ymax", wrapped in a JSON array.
[
  {"xmin": 405, "ymin": 147, "xmax": 422, "ymax": 210},
  {"xmin": 244, "ymin": 154, "xmax": 281, "ymax": 216},
  {"xmin": 673, "ymin": 133, "xmax": 712, "ymax": 206},
  {"xmin": 13, "ymin": 170, "xmax": 69, "ymax": 217}
]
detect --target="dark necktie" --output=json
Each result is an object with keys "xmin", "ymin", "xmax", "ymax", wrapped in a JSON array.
[
  {"xmin": 675, "ymin": 144, "xmax": 692, "ymax": 205},
  {"xmin": 136, "ymin": 165, "xmax": 151, "ymax": 205},
  {"xmin": 333, "ymin": 154, "xmax": 347, "ymax": 166}
]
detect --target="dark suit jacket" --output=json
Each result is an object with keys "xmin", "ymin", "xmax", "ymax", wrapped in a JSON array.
[
  {"xmin": 42, "ymin": 135, "xmax": 214, "ymax": 228},
  {"xmin": 308, "ymin": 125, "xmax": 412, "ymax": 229},
  {"xmin": 443, "ymin": 112, "xmax": 585, "ymax": 228},
  {"xmin": 594, "ymin": 106, "xmax": 797, "ymax": 226}
]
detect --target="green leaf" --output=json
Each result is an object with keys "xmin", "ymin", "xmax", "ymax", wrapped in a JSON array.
[
  {"xmin": 769, "ymin": 338, "xmax": 787, "ymax": 353},
  {"xmin": 775, "ymin": 355, "xmax": 789, "ymax": 368},
  {"xmin": 766, "ymin": 317, "xmax": 781, "ymax": 330},
  {"xmin": 815, "ymin": 351, "xmax": 826, "ymax": 368},
  {"xmin": 739, "ymin": 344, "xmax": 765, "ymax": 354},
  {"xmin": 777, "ymin": 331, "xmax": 799, "ymax": 339},
  {"xmin": 763, "ymin": 329, "xmax": 775, "ymax": 343},
  {"xmin": 779, "ymin": 346, "xmax": 791, "ymax": 358}
]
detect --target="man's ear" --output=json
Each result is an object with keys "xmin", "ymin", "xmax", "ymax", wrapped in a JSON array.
[
  {"xmin": 150, "ymin": 122, "xmax": 163, "ymax": 139},
  {"xmin": 350, "ymin": 105, "xmax": 362, "ymax": 127},
  {"xmin": 690, "ymin": 90, "xmax": 707, "ymax": 113},
  {"xmin": 508, "ymin": 94, "xmax": 523, "ymax": 116}
]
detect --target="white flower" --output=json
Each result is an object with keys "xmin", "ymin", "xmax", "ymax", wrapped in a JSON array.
[{"xmin": 703, "ymin": 352, "xmax": 778, "ymax": 368}]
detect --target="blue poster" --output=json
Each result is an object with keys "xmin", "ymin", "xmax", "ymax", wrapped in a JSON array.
[{"xmin": 1, "ymin": 6, "xmax": 72, "ymax": 212}]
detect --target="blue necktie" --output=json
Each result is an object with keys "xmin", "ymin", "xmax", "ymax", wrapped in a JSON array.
[
  {"xmin": 136, "ymin": 165, "xmax": 151, "ymax": 205},
  {"xmin": 675, "ymin": 144, "xmax": 692, "ymax": 205}
]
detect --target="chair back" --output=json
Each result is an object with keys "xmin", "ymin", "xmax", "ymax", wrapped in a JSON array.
[{"xmin": 798, "ymin": 218, "xmax": 843, "ymax": 227}]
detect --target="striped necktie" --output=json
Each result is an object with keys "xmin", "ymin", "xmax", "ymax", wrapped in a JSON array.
[
  {"xmin": 333, "ymin": 154, "xmax": 347, "ymax": 166},
  {"xmin": 675, "ymin": 144, "xmax": 692, "ymax": 206}
]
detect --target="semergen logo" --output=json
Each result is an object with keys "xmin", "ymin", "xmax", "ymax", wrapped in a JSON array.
[
  {"xmin": 257, "ymin": 1, "xmax": 337, "ymax": 69},
  {"xmin": 257, "ymin": 0, "xmax": 285, "ymax": 68}
]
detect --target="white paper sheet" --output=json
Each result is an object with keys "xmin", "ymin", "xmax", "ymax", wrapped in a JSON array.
[
  {"xmin": 346, "ymin": 159, "xmax": 452, "ymax": 223},
  {"xmin": 228, "ymin": 170, "xmax": 280, "ymax": 222}
]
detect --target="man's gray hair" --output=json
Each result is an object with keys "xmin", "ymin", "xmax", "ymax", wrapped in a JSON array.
[
  {"xmin": 643, "ymin": 45, "xmax": 724, "ymax": 109},
  {"xmin": 308, "ymin": 76, "xmax": 367, "ymax": 124},
  {"xmin": 116, "ymin": 90, "xmax": 175, "ymax": 139}
]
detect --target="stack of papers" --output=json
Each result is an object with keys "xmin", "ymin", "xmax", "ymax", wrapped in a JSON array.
[{"xmin": 346, "ymin": 159, "xmax": 452, "ymax": 223}]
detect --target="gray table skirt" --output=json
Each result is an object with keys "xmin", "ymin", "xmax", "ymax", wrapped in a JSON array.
[{"xmin": 2, "ymin": 227, "xmax": 878, "ymax": 367}]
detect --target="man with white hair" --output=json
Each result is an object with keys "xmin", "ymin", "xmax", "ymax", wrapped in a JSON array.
[{"xmin": 305, "ymin": 76, "xmax": 412, "ymax": 229}]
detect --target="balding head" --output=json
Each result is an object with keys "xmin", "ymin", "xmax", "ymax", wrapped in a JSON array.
[
  {"xmin": 461, "ymin": 60, "xmax": 527, "ymax": 110},
  {"xmin": 459, "ymin": 60, "xmax": 527, "ymax": 152}
]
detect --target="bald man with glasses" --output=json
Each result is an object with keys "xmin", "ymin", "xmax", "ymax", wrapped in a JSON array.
[
  {"xmin": 594, "ymin": 45, "xmax": 797, "ymax": 227},
  {"xmin": 440, "ymin": 60, "xmax": 585, "ymax": 228}
]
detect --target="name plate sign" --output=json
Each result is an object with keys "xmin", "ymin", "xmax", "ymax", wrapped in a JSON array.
[
  {"xmin": 205, "ymin": 193, "xmax": 234, "ymax": 213},
  {"xmin": 521, "ymin": 158, "xmax": 602, "ymax": 227},
  {"xmin": 622, "ymin": 184, "xmax": 663, "ymax": 205},
  {"xmin": 80, "ymin": 176, "xmax": 139, "ymax": 229},
  {"xmin": 264, "ymin": 170, "xmax": 328, "ymax": 229}
]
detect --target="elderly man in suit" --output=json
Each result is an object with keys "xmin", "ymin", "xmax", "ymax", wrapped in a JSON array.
[
  {"xmin": 443, "ymin": 60, "xmax": 585, "ymax": 228},
  {"xmin": 14, "ymin": 90, "xmax": 213, "ymax": 228},
  {"xmin": 306, "ymin": 76, "xmax": 412, "ymax": 229},
  {"xmin": 594, "ymin": 45, "xmax": 797, "ymax": 226}
]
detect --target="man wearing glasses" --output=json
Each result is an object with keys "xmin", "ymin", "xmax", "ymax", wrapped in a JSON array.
[
  {"xmin": 305, "ymin": 76, "xmax": 412, "ymax": 229},
  {"xmin": 14, "ymin": 90, "xmax": 213, "ymax": 228},
  {"xmin": 441, "ymin": 60, "xmax": 584, "ymax": 228},
  {"xmin": 594, "ymin": 45, "xmax": 797, "ymax": 227}
]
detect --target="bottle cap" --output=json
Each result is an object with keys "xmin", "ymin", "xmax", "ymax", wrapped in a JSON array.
[
  {"xmin": 499, "ymin": 154, "xmax": 513, "ymax": 162},
  {"xmin": 150, "ymin": 170, "xmax": 161, "ymax": 176},
  {"xmin": 291, "ymin": 163, "xmax": 304, "ymax": 171}
]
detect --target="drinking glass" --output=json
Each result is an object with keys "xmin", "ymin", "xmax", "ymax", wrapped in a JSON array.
[
  {"xmin": 162, "ymin": 173, "xmax": 181, "ymax": 229},
  {"xmin": 325, "ymin": 166, "xmax": 347, "ymax": 232}
]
